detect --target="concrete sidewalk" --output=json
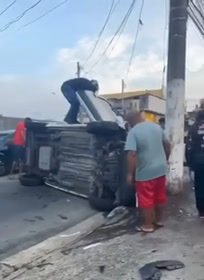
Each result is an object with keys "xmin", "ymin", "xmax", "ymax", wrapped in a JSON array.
[{"xmin": 1, "ymin": 184, "xmax": 204, "ymax": 280}]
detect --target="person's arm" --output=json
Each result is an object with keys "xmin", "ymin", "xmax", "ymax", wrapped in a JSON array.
[
  {"xmin": 127, "ymin": 151, "xmax": 137, "ymax": 185},
  {"xmin": 125, "ymin": 130, "xmax": 137, "ymax": 185},
  {"xmin": 162, "ymin": 130, "xmax": 171, "ymax": 160},
  {"xmin": 21, "ymin": 129, "xmax": 25, "ymax": 140},
  {"xmin": 163, "ymin": 139, "xmax": 171, "ymax": 161},
  {"xmin": 74, "ymin": 78, "xmax": 97, "ymax": 92},
  {"xmin": 86, "ymin": 83, "xmax": 97, "ymax": 92},
  {"xmin": 22, "ymin": 129, "xmax": 26, "ymax": 146}
]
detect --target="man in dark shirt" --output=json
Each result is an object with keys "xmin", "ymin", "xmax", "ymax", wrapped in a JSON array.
[
  {"xmin": 186, "ymin": 110, "xmax": 204, "ymax": 218},
  {"xmin": 61, "ymin": 78, "xmax": 99, "ymax": 124}
]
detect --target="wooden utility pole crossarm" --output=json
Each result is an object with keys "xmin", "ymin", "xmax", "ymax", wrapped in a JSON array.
[{"xmin": 166, "ymin": 0, "xmax": 188, "ymax": 193}]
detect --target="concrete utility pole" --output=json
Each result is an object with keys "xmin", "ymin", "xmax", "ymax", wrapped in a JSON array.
[
  {"xmin": 166, "ymin": 0, "xmax": 188, "ymax": 193},
  {"xmin": 77, "ymin": 62, "xmax": 81, "ymax": 78}
]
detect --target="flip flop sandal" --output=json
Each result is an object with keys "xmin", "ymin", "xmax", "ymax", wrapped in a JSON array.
[{"xmin": 136, "ymin": 226, "xmax": 155, "ymax": 233}]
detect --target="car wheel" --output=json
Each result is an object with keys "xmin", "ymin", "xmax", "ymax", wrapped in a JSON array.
[
  {"xmin": 88, "ymin": 180, "xmax": 115, "ymax": 212},
  {"xmin": 19, "ymin": 174, "xmax": 44, "ymax": 187},
  {"xmin": 89, "ymin": 195, "xmax": 115, "ymax": 212}
]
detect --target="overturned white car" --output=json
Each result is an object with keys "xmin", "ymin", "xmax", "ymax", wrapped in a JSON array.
[{"xmin": 20, "ymin": 90, "xmax": 135, "ymax": 211}]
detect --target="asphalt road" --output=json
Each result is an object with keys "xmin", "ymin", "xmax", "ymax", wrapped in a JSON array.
[{"xmin": 0, "ymin": 177, "xmax": 95, "ymax": 261}]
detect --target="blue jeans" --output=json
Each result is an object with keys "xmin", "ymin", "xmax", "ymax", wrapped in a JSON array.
[{"xmin": 62, "ymin": 85, "xmax": 80, "ymax": 124}]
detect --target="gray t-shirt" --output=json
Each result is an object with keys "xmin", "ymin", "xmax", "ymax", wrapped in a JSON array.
[{"xmin": 125, "ymin": 121, "xmax": 167, "ymax": 181}]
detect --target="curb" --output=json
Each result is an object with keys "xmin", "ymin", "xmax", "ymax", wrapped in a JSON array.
[{"xmin": 0, "ymin": 212, "xmax": 105, "ymax": 277}]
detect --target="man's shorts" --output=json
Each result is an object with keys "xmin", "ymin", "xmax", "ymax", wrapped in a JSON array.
[{"xmin": 135, "ymin": 176, "xmax": 166, "ymax": 209}]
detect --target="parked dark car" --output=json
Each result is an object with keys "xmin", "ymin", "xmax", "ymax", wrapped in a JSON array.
[{"xmin": 0, "ymin": 130, "xmax": 15, "ymax": 176}]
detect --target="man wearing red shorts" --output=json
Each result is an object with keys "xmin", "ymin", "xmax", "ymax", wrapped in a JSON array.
[{"xmin": 125, "ymin": 111, "xmax": 170, "ymax": 233}]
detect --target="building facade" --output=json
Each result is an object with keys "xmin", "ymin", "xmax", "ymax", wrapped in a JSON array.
[
  {"xmin": 101, "ymin": 89, "xmax": 165, "ymax": 123},
  {"xmin": 0, "ymin": 115, "xmax": 23, "ymax": 131}
]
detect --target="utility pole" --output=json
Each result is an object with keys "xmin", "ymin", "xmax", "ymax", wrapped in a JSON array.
[
  {"xmin": 121, "ymin": 79, "xmax": 125, "ymax": 114},
  {"xmin": 166, "ymin": 0, "xmax": 188, "ymax": 193},
  {"xmin": 77, "ymin": 62, "xmax": 81, "ymax": 78}
]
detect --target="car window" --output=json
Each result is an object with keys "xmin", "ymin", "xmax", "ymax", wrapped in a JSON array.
[
  {"xmin": 76, "ymin": 90, "xmax": 118, "ymax": 122},
  {"xmin": 0, "ymin": 132, "xmax": 14, "ymax": 145}
]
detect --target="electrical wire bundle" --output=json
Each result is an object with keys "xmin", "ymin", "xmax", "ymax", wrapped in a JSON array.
[
  {"xmin": 188, "ymin": 0, "xmax": 204, "ymax": 36},
  {"xmin": 86, "ymin": 0, "xmax": 138, "ymax": 74},
  {"xmin": 0, "ymin": 0, "xmax": 69, "ymax": 32}
]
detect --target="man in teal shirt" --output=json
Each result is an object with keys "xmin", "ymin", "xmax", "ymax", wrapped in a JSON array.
[{"xmin": 125, "ymin": 111, "xmax": 170, "ymax": 233}]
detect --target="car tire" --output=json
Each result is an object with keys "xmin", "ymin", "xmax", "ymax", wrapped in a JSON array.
[
  {"xmin": 87, "ymin": 121, "xmax": 120, "ymax": 135},
  {"xmin": 88, "ymin": 179, "xmax": 115, "ymax": 212},
  {"xmin": 19, "ymin": 174, "xmax": 44, "ymax": 187},
  {"xmin": 89, "ymin": 195, "xmax": 115, "ymax": 212}
]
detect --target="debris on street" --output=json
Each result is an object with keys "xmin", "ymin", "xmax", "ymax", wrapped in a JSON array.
[
  {"xmin": 107, "ymin": 206, "xmax": 129, "ymax": 219},
  {"xmin": 59, "ymin": 232, "xmax": 81, "ymax": 238},
  {"xmin": 139, "ymin": 260, "xmax": 185, "ymax": 280},
  {"xmin": 83, "ymin": 242, "xmax": 102, "ymax": 250}
]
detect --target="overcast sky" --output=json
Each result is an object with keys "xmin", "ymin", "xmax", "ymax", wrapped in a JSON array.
[{"xmin": 0, "ymin": 0, "xmax": 203, "ymax": 120}]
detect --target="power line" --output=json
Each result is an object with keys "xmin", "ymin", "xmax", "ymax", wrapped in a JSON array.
[
  {"xmin": 190, "ymin": 0, "xmax": 204, "ymax": 21},
  {"xmin": 112, "ymin": 0, "xmax": 121, "ymax": 12},
  {"xmin": 99, "ymin": 0, "xmax": 136, "ymax": 57},
  {"xmin": 20, "ymin": 0, "xmax": 69, "ymax": 29},
  {"xmin": 126, "ymin": 0, "xmax": 144, "ymax": 77},
  {"xmin": 189, "ymin": 16, "xmax": 204, "ymax": 44},
  {"xmin": 0, "ymin": 0, "xmax": 17, "ymax": 17},
  {"xmin": 85, "ymin": 0, "xmax": 116, "ymax": 64},
  {"xmin": 188, "ymin": 5, "xmax": 204, "ymax": 36},
  {"xmin": 85, "ymin": 0, "xmax": 122, "ymax": 65},
  {"xmin": 188, "ymin": 0, "xmax": 204, "ymax": 37},
  {"xmin": 107, "ymin": 0, "xmax": 137, "ymax": 57},
  {"xmin": 0, "ymin": 0, "xmax": 43, "ymax": 32},
  {"xmin": 86, "ymin": 0, "xmax": 137, "ymax": 74},
  {"xmin": 196, "ymin": 0, "xmax": 204, "ymax": 14}
]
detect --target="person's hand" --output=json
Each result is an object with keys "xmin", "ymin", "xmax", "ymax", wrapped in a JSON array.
[{"xmin": 127, "ymin": 174, "xmax": 133, "ymax": 186}]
